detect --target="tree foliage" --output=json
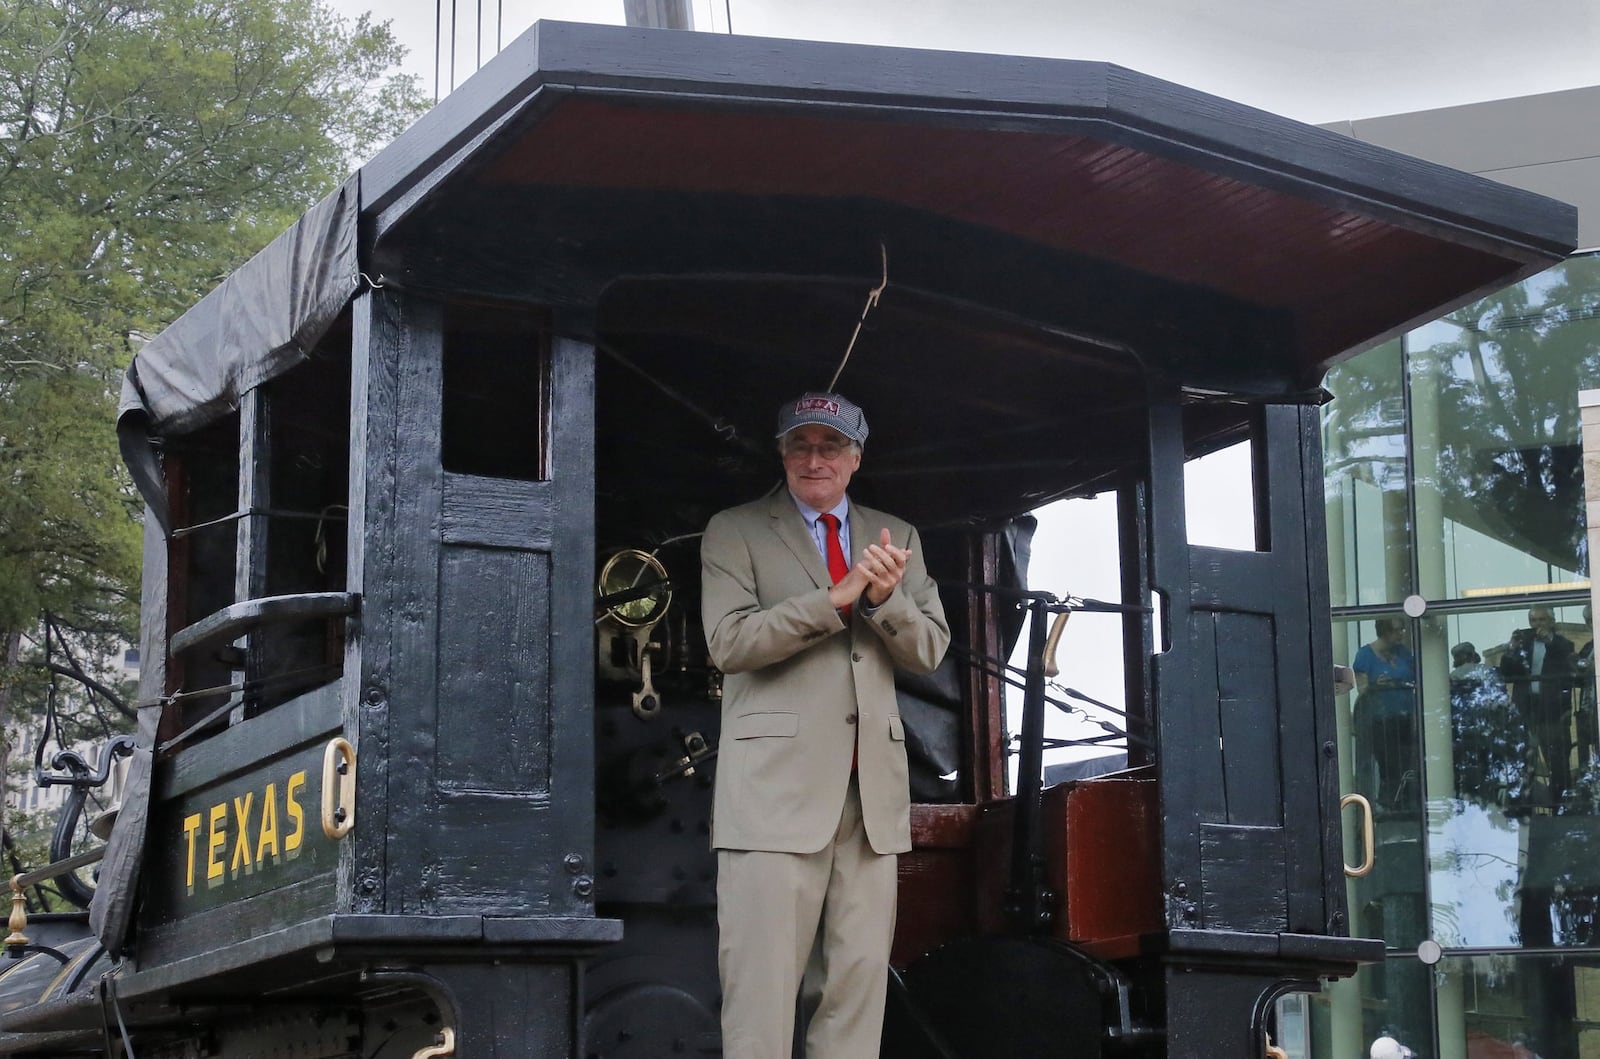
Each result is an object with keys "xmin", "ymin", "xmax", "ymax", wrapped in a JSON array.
[{"xmin": 0, "ymin": 0, "xmax": 425, "ymax": 811}]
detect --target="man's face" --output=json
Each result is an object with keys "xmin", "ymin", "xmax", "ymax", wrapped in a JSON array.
[
  {"xmin": 1529, "ymin": 609, "xmax": 1556, "ymax": 641},
  {"xmin": 782, "ymin": 425, "xmax": 860, "ymax": 512}
]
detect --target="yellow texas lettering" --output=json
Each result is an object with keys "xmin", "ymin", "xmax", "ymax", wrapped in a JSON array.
[
  {"xmin": 206, "ymin": 803, "xmax": 226, "ymax": 887},
  {"xmin": 230, "ymin": 792, "xmax": 254, "ymax": 877},
  {"xmin": 256, "ymin": 782, "xmax": 279, "ymax": 862},
  {"xmin": 181, "ymin": 767, "xmax": 314, "ymax": 899},
  {"xmin": 183, "ymin": 814, "xmax": 203, "ymax": 895},
  {"xmin": 285, "ymin": 770, "xmax": 306, "ymax": 856}
]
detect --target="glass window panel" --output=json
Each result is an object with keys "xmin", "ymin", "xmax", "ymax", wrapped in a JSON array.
[
  {"xmin": 1309, "ymin": 958, "xmax": 1435, "ymax": 1059},
  {"xmin": 1324, "ymin": 340, "xmax": 1412, "ymax": 608},
  {"xmin": 1420, "ymin": 603, "xmax": 1600, "ymax": 950},
  {"xmin": 1272, "ymin": 992, "xmax": 1310, "ymax": 1059},
  {"xmin": 1337, "ymin": 616, "xmax": 1428, "ymax": 952},
  {"xmin": 1433, "ymin": 953, "xmax": 1599, "ymax": 1059},
  {"xmin": 1409, "ymin": 254, "xmax": 1600, "ymax": 603}
]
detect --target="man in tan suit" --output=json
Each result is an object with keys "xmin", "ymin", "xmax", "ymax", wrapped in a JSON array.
[{"xmin": 702, "ymin": 392, "xmax": 950, "ymax": 1058}]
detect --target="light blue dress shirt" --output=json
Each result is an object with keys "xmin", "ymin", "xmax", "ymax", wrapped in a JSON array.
[{"xmin": 790, "ymin": 494, "xmax": 851, "ymax": 564}]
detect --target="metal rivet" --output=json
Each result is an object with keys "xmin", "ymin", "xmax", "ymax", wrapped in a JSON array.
[{"xmin": 563, "ymin": 853, "xmax": 584, "ymax": 874}]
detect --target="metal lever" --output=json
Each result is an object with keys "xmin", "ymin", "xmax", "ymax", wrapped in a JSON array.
[
  {"xmin": 1041, "ymin": 611, "xmax": 1071, "ymax": 678},
  {"xmin": 321, "ymin": 738, "xmax": 357, "ymax": 840},
  {"xmin": 632, "ymin": 647, "xmax": 662, "ymax": 719},
  {"xmin": 1341, "ymin": 793, "xmax": 1374, "ymax": 878}
]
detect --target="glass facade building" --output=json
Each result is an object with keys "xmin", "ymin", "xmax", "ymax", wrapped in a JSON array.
[{"xmin": 1303, "ymin": 252, "xmax": 1600, "ymax": 1058}]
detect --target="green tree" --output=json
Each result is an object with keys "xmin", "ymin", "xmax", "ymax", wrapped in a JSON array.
[{"xmin": 0, "ymin": 0, "xmax": 426, "ymax": 838}]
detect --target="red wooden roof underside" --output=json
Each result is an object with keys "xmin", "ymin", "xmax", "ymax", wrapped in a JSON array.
[{"xmin": 478, "ymin": 95, "xmax": 1514, "ymax": 360}]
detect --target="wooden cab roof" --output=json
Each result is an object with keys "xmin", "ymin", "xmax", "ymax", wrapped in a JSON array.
[{"xmin": 125, "ymin": 21, "xmax": 1577, "ymax": 517}]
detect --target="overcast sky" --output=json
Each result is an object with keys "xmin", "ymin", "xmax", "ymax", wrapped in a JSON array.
[{"xmin": 338, "ymin": 0, "xmax": 1600, "ymax": 126}]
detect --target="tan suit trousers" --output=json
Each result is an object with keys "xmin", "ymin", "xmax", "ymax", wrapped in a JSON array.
[{"xmin": 717, "ymin": 777, "xmax": 898, "ymax": 1059}]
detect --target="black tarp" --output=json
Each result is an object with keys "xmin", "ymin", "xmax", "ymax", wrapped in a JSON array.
[
  {"xmin": 115, "ymin": 176, "xmax": 361, "ymax": 530},
  {"xmin": 89, "ymin": 517, "xmax": 166, "ymax": 956}
]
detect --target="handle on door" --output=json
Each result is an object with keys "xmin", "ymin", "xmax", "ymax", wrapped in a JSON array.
[{"xmin": 1341, "ymin": 793, "xmax": 1374, "ymax": 878}]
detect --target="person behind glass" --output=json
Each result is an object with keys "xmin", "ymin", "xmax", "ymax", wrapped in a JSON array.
[
  {"xmin": 1449, "ymin": 641, "xmax": 1515, "ymax": 801},
  {"xmin": 1576, "ymin": 604, "xmax": 1597, "ymax": 774},
  {"xmin": 1499, "ymin": 606, "xmax": 1577, "ymax": 804},
  {"xmin": 1352, "ymin": 617, "xmax": 1417, "ymax": 810},
  {"xmin": 701, "ymin": 392, "xmax": 950, "ymax": 1058}
]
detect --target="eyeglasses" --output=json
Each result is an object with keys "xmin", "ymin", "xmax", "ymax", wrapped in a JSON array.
[{"xmin": 783, "ymin": 438, "xmax": 854, "ymax": 461}]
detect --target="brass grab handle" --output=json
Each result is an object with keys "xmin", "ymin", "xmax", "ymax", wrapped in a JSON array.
[
  {"xmin": 413, "ymin": 1029, "xmax": 455, "ymax": 1058},
  {"xmin": 321, "ymin": 737, "xmax": 357, "ymax": 840},
  {"xmin": 1042, "ymin": 611, "xmax": 1071, "ymax": 678},
  {"xmin": 7, "ymin": 847, "xmax": 108, "ymax": 950},
  {"xmin": 1265, "ymin": 1034, "xmax": 1289, "ymax": 1059},
  {"xmin": 1341, "ymin": 793, "xmax": 1374, "ymax": 878}
]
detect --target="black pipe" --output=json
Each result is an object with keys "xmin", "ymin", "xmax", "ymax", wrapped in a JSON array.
[{"xmin": 1007, "ymin": 598, "xmax": 1052, "ymax": 933}]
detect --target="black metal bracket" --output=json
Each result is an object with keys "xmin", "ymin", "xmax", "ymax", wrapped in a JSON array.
[{"xmin": 36, "ymin": 734, "xmax": 137, "ymax": 790}]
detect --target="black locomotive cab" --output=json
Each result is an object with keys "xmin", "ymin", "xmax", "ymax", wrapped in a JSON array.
[{"xmin": 0, "ymin": 21, "xmax": 1575, "ymax": 1059}]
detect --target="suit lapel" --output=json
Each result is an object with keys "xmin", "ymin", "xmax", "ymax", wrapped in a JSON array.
[
  {"xmin": 848, "ymin": 501, "xmax": 869, "ymax": 567},
  {"xmin": 768, "ymin": 492, "xmax": 832, "ymax": 590}
]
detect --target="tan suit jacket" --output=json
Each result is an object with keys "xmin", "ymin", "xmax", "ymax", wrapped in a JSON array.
[{"xmin": 702, "ymin": 491, "xmax": 950, "ymax": 855}]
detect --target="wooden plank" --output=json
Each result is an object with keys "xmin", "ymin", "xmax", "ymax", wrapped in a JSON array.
[
  {"xmin": 344, "ymin": 288, "xmax": 404, "ymax": 914},
  {"xmin": 169, "ymin": 593, "xmax": 357, "ymax": 658},
  {"xmin": 1145, "ymin": 400, "xmax": 1199, "ymax": 926},
  {"xmin": 544, "ymin": 334, "xmax": 597, "ymax": 919},
  {"xmin": 436, "ymin": 546, "xmax": 551, "ymax": 795},
  {"xmin": 235, "ymin": 390, "xmax": 269, "ymax": 614},
  {"xmin": 441, "ymin": 474, "xmax": 555, "ymax": 549},
  {"xmin": 1291, "ymin": 404, "xmax": 1344, "ymax": 936},
  {"xmin": 382, "ymin": 291, "xmax": 446, "ymax": 916},
  {"xmin": 155, "ymin": 683, "xmax": 342, "ymax": 799},
  {"xmin": 1118, "ymin": 481, "xmax": 1154, "ymax": 767},
  {"xmin": 1212, "ymin": 609, "xmax": 1283, "ymax": 828},
  {"xmin": 1187, "ymin": 610, "xmax": 1228, "ymax": 824},
  {"xmin": 1197, "ymin": 823, "xmax": 1288, "ymax": 934}
]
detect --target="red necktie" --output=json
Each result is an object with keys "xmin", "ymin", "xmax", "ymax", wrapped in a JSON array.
[
  {"xmin": 819, "ymin": 513, "xmax": 850, "ymax": 615},
  {"xmin": 819, "ymin": 513, "xmax": 857, "ymax": 770}
]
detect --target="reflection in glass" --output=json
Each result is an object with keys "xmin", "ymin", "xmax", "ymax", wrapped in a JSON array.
[
  {"xmin": 1325, "ymin": 340, "xmax": 1412, "ymax": 608},
  {"xmin": 1337, "ymin": 617, "xmax": 1427, "ymax": 952},
  {"xmin": 1310, "ymin": 958, "xmax": 1435, "ymax": 1059},
  {"xmin": 1321, "ymin": 255, "xmax": 1600, "ymax": 1058},
  {"xmin": 1423, "ymin": 605, "xmax": 1600, "ymax": 951},
  {"xmin": 1433, "ymin": 954, "xmax": 1600, "ymax": 1059},
  {"xmin": 1409, "ymin": 255, "xmax": 1600, "ymax": 603}
]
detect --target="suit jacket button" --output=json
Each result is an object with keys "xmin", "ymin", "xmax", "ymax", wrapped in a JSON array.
[
  {"xmin": 852, "ymin": 652, "xmax": 863, "ymax": 662},
  {"xmin": 846, "ymin": 713, "xmax": 858, "ymax": 724}
]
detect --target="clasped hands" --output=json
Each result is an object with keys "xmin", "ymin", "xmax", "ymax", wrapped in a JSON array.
[{"xmin": 828, "ymin": 528, "xmax": 910, "ymax": 611}]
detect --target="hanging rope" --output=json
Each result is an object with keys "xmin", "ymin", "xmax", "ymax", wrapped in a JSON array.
[{"xmin": 826, "ymin": 243, "xmax": 888, "ymax": 392}]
